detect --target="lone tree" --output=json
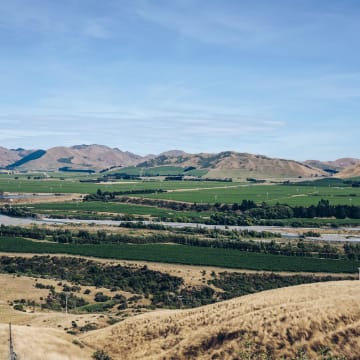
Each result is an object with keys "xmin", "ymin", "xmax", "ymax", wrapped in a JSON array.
[{"xmin": 92, "ymin": 350, "xmax": 113, "ymax": 360}]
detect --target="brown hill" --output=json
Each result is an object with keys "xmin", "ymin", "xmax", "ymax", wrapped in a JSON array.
[
  {"xmin": 0, "ymin": 146, "xmax": 341, "ymax": 177},
  {"xmin": 17, "ymin": 144, "xmax": 142, "ymax": 171},
  {"xmin": 82, "ymin": 281, "xmax": 360, "ymax": 360},
  {"xmin": 139, "ymin": 151, "xmax": 326, "ymax": 178},
  {"xmin": 0, "ymin": 147, "xmax": 24, "ymax": 168},
  {"xmin": 305, "ymin": 158, "xmax": 360, "ymax": 172},
  {"xmin": 330, "ymin": 158, "xmax": 360, "ymax": 169},
  {"xmin": 338, "ymin": 163, "xmax": 360, "ymax": 178},
  {"xmin": 159, "ymin": 150, "xmax": 189, "ymax": 157}
]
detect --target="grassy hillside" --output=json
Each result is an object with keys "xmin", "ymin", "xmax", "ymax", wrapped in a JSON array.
[
  {"xmin": 137, "ymin": 151, "xmax": 326, "ymax": 179},
  {"xmin": 6, "ymin": 150, "xmax": 46, "ymax": 169},
  {"xmin": 339, "ymin": 163, "xmax": 360, "ymax": 178},
  {"xmin": 83, "ymin": 280, "xmax": 360, "ymax": 359}
]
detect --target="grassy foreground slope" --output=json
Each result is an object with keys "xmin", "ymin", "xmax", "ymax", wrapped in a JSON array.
[
  {"xmin": 0, "ymin": 324, "xmax": 91, "ymax": 360},
  {"xmin": 83, "ymin": 281, "xmax": 360, "ymax": 360}
]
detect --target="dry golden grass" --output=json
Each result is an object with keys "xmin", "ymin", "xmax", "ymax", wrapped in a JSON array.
[
  {"xmin": 338, "ymin": 163, "xmax": 360, "ymax": 178},
  {"xmin": 0, "ymin": 273, "xmax": 124, "ymax": 359},
  {"xmin": 0, "ymin": 323, "xmax": 91, "ymax": 360},
  {"xmin": 8, "ymin": 193, "xmax": 82, "ymax": 205},
  {"xmin": 0, "ymin": 273, "xmax": 134, "ymax": 325},
  {"xmin": 83, "ymin": 281, "xmax": 360, "ymax": 359},
  {"xmin": 0, "ymin": 256, "xmax": 359, "ymax": 359}
]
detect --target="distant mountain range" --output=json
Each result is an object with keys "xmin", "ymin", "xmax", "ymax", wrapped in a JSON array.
[{"xmin": 0, "ymin": 144, "xmax": 358, "ymax": 178}]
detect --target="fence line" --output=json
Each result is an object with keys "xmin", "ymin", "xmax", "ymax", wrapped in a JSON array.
[{"xmin": 9, "ymin": 323, "xmax": 17, "ymax": 360}]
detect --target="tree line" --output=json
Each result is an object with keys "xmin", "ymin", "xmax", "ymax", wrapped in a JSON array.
[{"xmin": 1, "ymin": 224, "xmax": 357, "ymax": 260}]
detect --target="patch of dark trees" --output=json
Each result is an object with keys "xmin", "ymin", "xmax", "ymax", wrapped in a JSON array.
[
  {"xmin": 58, "ymin": 167, "xmax": 96, "ymax": 173},
  {"xmin": 209, "ymin": 272, "xmax": 355, "ymax": 300},
  {"xmin": 284, "ymin": 178, "xmax": 360, "ymax": 188},
  {"xmin": 81, "ymin": 174, "xmax": 142, "ymax": 182},
  {"xmin": 164, "ymin": 176, "xmax": 232, "ymax": 182},
  {"xmin": 1, "ymin": 256, "xmax": 353, "ymax": 310},
  {"xmin": 0, "ymin": 224, "xmax": 47, "ymax": 239},
  {"xmin": 42, "ymin": 287, "xmax": 88, "ymax": 311},
  {"xmin": 0, "ymin": 255, "xmax": 213, "ymax": 308},
  {"xmin": 0, "ymin": 205, "xmax": 36, "ymax": 218},
  {"xmin": 246, "ymin": 178, "xmax": 266, "ymax": 183},
  {"xmin": 210, "ymin": 199, "xmax": 360, "ymax": 224},
  {"xmin": 0, "ymin": 255, "xmax": 182, "ymax": 297},
  {"xmin": 83, "ymin": 188, "xmax": 167, "ymax": 201}
]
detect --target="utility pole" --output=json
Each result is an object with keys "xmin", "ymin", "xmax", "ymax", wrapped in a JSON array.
[{"xmin": 9, "ymin": 323, "xmax": 17, "ymax": 360}]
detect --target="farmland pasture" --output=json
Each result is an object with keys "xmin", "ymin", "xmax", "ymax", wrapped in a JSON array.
[
  {"xmin": 0, "ymin": 176, "xmax": 359, "ymax": 207},
  {"xmin": 0, "ymin": 178, "xmax": 234, "ymax": 194},
  {"xmin": 140, "ymin": 184, "xmax": 360, "ymax": 206},
  {"xmin": 27, "ymin": 201, "xmax": 211, "ymax": 218}
]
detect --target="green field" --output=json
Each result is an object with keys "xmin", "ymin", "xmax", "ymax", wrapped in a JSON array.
[
  {"xmin": 0, "ymin": 178, "xmax": 234, "ymax": 194},
  {"xmin": 0, "ymin": 237, "xmax": 358, "ymax": 273},
  {"xmin": 0, "ymin": 175, "xmax": 359, "ymax": 207},
  {"xmin": 27, "ymin": 202, "xmax": 210, "ymax": 218},
  {"xmin": 140, "ymin": 184, "xmax": 360, "ymax": 206}
]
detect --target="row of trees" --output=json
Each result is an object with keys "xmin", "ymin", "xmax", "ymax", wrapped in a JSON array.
[
  {"xmin": 112, "ymin": 196, "xmax": 360, "ymax": 220},
  {"xmin": 1, "ymin": 223, "xmax": 358, "ymax": 259},
  {"xmin": 84, "ymin": 188, "xmax": 166, "ymax": 201},
  {"xmin": 0, "ymin": 205, "xmax": 36, "ymax": 218}
]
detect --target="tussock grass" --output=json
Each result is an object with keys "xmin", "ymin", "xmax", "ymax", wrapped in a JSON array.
[
  {"xmin": 82, "ymin": 281, "xmax": 360, "ymax": 359},
  {"xmin": 0, "ymin": 324, "xmax": 91, "ymax": 359}
]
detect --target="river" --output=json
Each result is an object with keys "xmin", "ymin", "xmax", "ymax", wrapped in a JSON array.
[{"xmin": 0, "ymin": 214, "xmax": 359, "ymax": 242}]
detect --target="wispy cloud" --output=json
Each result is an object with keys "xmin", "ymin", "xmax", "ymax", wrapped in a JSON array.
[
  {"xmin": 133, "ymin": 1, "xmax": 275, "ymax": 46},
  {"xmin": 228, "ymin": 71, "xmax": 360, "ymax": 101},
  {"xmin": 0, "ymin": 1, "xmax": 115, "ymax": 40},
  {"xmin": 83, "ymin": 18, "xmax": 112, "ymax": 39},
  {"xmin": 0, "ymin": 105, "xmax": 285, "ymax": 152},
  {"xmin": 0, "ymin": 129, "xmax": 76, "ymax": 141},
  {"xmin": 131, "ymin": 0, "xmax": 328, "ymax": 49}
]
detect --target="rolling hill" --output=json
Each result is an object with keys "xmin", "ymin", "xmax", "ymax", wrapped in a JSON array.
[
  {"xmin": 8, "ymin": 144, "xmax": 142, "ymax": 172},
  {"xmin": 338, "ymin": 163, "xmax": 360, "ymax": 178},
  {"xmin": 83, "ymin": 281, "xmax": 360, "ymax": 360},
  {"xmin": 2, "ymin": 279, "xmax": 359, "ymax": 359},
  {"xmin": 0, "ymin": 147, "xmax": 33, "ymax": 168},
  {"xmin": 0, "ymin": 145, "xmax": 340, "ymax": 178},
  {"xmin": 305, "ymin": 158, "xmax": 360, "ymax": 173},
  {"xmin": 138, "ymin": 151, "xmax": 326, "ymax": 178}
]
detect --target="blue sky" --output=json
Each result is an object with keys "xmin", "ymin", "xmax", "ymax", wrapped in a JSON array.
[{"xmin": 0, "ymin": 0, "xmax": 359, "ymax": 160}]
